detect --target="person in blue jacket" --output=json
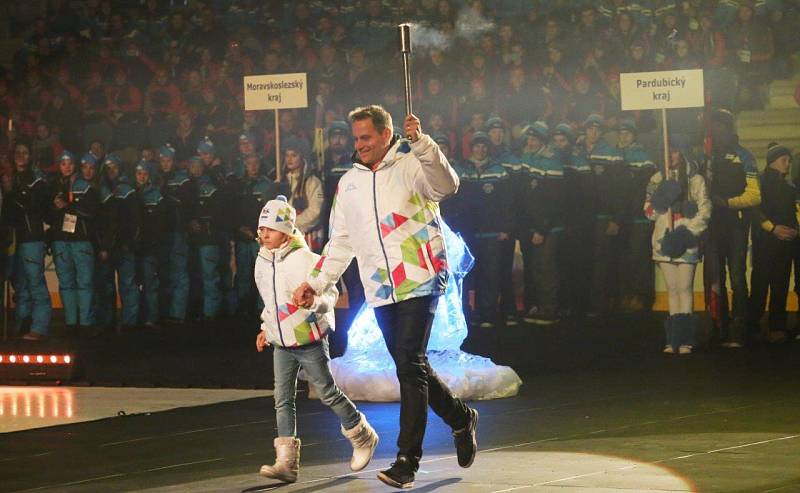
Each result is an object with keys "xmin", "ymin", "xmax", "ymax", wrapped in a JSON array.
[
  {"xmin": 517, "ymin": 121, "xmax": 565, "ymax": 325},
  {"xmin": 577, "ymin": 114, "xmax": 626, "ymax": 316},
  {"xmin": 617, "ymin": 119, "xmax": 657, "ymax": 312},
  {"xmin": 6, "ymin": 142, "xmax": 52, "ymax": 340},
  {"xmin": 233, "ymin": 153, "xmax": 289, "ymax": 318},
  {"xmin": 134, "ymin": 160, "xmax": 166, "ymax": 328},
  {"xmin": 95, "ymin": 153, "xmax": 141, "ymax": 331},
  {"xmin": 453, "ymin": 131, "xmax": 514, "ymax": 328},
  {"xmin": 158, "ymin": 144, "xmax": 194, "ymax": 324},
  {"xmin": 187, "ymin": 156, "xmax": 222, "ymax": 321},
  {"xmin": 50, "ymin": 151, "xmax": 100, "ymax": 336}
]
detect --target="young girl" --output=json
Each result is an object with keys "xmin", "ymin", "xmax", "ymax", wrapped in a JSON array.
[
  {"xmin": 644, "ymin": 139, "xmax": 711, "ymax": 354},
  {"xmin": 254, "ymin": 195, "xmax": 378, "ymax": 483}
]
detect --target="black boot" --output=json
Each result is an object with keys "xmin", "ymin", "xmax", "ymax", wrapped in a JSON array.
[{"xmin": 377, "ymin": 455, "xmax": 417, "ymax": 489}]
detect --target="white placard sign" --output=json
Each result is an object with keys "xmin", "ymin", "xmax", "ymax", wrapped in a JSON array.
[
  {"xmin": 244, "ymin": 73, "xmax": 308, "ymax": 111},
  {"xmin": 620, "ymin": 69, "xmax": 704, "ymax": 110}
]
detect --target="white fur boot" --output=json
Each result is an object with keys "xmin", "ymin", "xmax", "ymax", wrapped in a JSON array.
[
  {"xmin": 341, "ymin": 412, "xmax": 379, "ymax": 471},
  {"xmin": 259, "ymin": 436, "xmax": 300, "ymax": 483}
]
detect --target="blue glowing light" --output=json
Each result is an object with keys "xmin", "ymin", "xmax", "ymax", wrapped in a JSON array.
[{"xmin": 329, "ymin": 220, "xmax": 522, "ymax": 402}]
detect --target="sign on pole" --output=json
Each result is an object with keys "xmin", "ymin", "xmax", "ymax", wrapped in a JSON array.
[
  {"xmin": 620, "ymin": 69, "xmax": 705, "ymax": 233},
  {"xmin": 243, "ymin": 73, "xmax": 308, "ymax": 111},
  {"xmin": 243, "ymin": 73, "xmax": 309, "ymax": 182},
  {"xmin": 620, "ymin": 69, "xmax": 704, "ymax": 111}
]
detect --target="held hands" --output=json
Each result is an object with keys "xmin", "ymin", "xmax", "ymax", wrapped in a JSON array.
[
  {"xmin": 773, "ymin": 225, "xmax": 798, "ymax": 241},
  {"xmin": 404, "ymin": 114, "xmax": 421, "ymax": 143},
  {"xmin": 256, "ymin": 330, "xmax": 269, "ymax": 352},
  {"xmin": 292, "ymin": 282, "xmax": 316, "ymax": 308}
]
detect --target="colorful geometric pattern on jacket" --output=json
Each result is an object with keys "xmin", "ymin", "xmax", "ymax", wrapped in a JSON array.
[
  {"xmin": 277, "ymin": 301, "xmax": 324, "ymax": 346},
  {"xmin": 372, "ymin": 192, "xmax": 447, "ymax": 301}
]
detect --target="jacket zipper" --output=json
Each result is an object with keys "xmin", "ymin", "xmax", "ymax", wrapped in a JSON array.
[
  {"xmin": 271, "ymin": 257, "xmax": 287, "ymax": 347},
  {"xmin": 372, "ymin": 171, "xmax": 396, "ymax": 303}
]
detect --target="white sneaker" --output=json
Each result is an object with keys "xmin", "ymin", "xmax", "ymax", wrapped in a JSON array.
[
  {"xmin": 678, "ymin": 345, "xmax": 692, "ymax": 355},
  {"xmin": 663, "ymin": 345, "xmax": 674, "ymax": 354}
]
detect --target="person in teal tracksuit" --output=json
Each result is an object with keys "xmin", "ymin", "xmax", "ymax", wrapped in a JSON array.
[
  {"xmin": 617, "ymin": 119, "xmax": 657, "ymax": 312},
  {"xmin": 233, "ymin": 153, "xmax": 289, "ymax": 317},
  {"xmin": 552, "ymin": 123, "xmax": 593, "ymax": 316},
  {"xmin": 50, "ymin": 151, "xmax": 100, "ymax": 335},
  {"xmin": 187, "ymin": 156, "xmax": 222, "ymax": 320},
  {"xmin": 6, "ymin": 141, "xmax": 52, "ymax": 340},
  {"xmin": 483, "ymin": 116, "xmax": 520, "ymax": 323},
  {"xmin": 134, "ymin": 160, "xmax": 166, "ymax": 327},
  {"xmin": 95, "ymin": 153, "xmax": 141, "ymax": 330},
  {"xmin": 517, "ymin": 121, "xmax": 565, "ymax": 324},
  {"xmin": 198, "ymin": 137, "xmax": 237, "ymax": 317},
  {"xmin": 577, "ymin": 114, "xmax": 627, "ymax": 316},
  {"xmin": 452, "ymin": 131, "xmax": 514, "ymax": 328},
  {"xmin": 158, "ymin": 144, "xmax": 194, "ymax": 323}
]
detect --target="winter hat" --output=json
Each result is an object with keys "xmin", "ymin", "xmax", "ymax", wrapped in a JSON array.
[
  {"xmin": 103, "ymin": 153, "xmax": 121, "ymax": 168},
  {"xmin": 668, "ymin": 134, "xmax": 691, "ymax": 158},
  {"xmin": 159, "ymin": 144, "xmax": 176, "ymax": 159},
  {"xmin": 327, "ymin": 120, "xmax": 349, "ymax": 137},
  {"xmin": 81, "ymin": 153, "xmax": 98, "ymax": 168},
  {"xmin": 584, "ymin": 113, "xmax": 604, "ymax": 129},
  {"xmin": 59, "ymin": 150, "xmax": 76, "ymax": 163},
  {"xmin": 432, "ymin": 133, "xmax": 450, "ymax": 147},
  {"xmin": 710, "ymin": 108, "xmax": 735, "ymax": 130},
  {"xmin": 618, "ymin": 118, "xmax": 637, "ymax": 135},
  {"xmin": 134, "ymin": 159, "xmax": 152, "ymax": 173},
  {"xmin": 553, "ymin": 123, "xmax": 575, "ymax": 143},
  {"xmin": 470, "ymin": 131, "xmax": 491, "ymax": 147},
  {"xmin": 484, "ymin": 117, "xmax": 505, "ymax": 131},
  {"xmin": 767, "ymin": 142, "xmax": 792, "ymax": 165},
  {"xmin": 238, "ymin": 132, "xmax": 256, "ymax": 144},
  {"xmin": 283, "ymin": 136, "xmax": 311, "ymax": 160},
  {"xmin": 522, "ymin": 121, "xmax": 550, "ymax": 141},
  {"xmin": 197, "ymin": 137, "xmax": 215, "ymax": 155},
  {"xmin": 258, "ymin": 195, "xmax": 296, "ymax": 235}
]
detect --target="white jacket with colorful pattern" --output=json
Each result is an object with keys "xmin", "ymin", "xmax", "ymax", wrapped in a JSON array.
[
  {"xmin": 254, "ymin": 234, "xmax": 338, "ymax": 347},
  {"xmin": 308, "ymin": 134, "xmax": 459, "ymax": 308}
]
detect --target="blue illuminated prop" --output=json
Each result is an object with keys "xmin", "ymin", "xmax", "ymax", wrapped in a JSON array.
[{"xmin": 329, "ymin": 220, "xmax": 522, "ymax": 402}]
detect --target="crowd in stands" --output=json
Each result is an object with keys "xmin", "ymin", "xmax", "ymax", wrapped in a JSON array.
[{"xmin": 0, "ymin": 0, "xmax": 799, "ymax": 351}]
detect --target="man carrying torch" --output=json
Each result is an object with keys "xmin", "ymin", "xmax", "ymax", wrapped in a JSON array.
[{"xmin": 292, "ymin": 25, "xmax": 478, "ymax": 489}]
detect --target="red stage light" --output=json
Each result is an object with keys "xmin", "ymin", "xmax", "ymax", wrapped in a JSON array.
[
  {"xmin": 36, "ymin": 355, "xmax": 44, "ymax": 363},
  {"xmin": 9, "ymin": 355, "xmax": 17, "ymax": 363},
  {"xmin": 0, "ymin": 355, "xmax": 4, "ymax": 363},
  {"xmin": 50, "ymin": 355, "xmax": 57, "ymax": 363},
  {"xmin": 22, "ymin": 355, "xmax": 30, "ymax": 363},
  {"xmin": 64, "ymin": 355, "xmax": 71, "ymax": 364}
]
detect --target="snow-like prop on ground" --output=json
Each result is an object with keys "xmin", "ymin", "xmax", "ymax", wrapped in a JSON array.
[{"xmin": 329, "ymin": 221, "xmax": 522, "ymax": 402}]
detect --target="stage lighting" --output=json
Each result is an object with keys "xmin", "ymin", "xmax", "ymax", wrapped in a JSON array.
[{"xmin": 0, "ymin": 354, "xmax": 76, "ymax": 382}]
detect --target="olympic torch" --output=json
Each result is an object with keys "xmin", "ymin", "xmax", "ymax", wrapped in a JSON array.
[{"xmin": 397, "ymin": 23, "xmax": 413, "ymax": 117}]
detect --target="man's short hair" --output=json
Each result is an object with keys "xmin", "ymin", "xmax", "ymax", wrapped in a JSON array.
[{"xmin": 348, "ymin": 105, "xmax": 393, "ymax": 135}]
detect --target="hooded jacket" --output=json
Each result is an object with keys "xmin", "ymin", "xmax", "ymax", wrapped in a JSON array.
[
  {"xmin": 254, "ymin": 234, "xmax": 337, "ymax": 348},
  {"xmin": 307, "ymin": 133, "xmax": 459, "ymax": 308},
  {"xmin": 644, "ymin": 161, "xmax": 712, "ymax": 264}
]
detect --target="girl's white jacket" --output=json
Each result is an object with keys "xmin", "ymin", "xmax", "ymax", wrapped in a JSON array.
[
  {"xmin": 644, "ymin": 163, "xmax": 712, "ymax": 264},
  {"xmin": 307, "ymin": 134, "xmax": 459, "ymax": 308},
  {"xmin": 254, "ymin": 234, "xmax": 338, "ymax": 348}
]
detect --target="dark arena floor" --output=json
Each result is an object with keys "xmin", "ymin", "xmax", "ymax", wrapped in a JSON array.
[{"xmin": 1, "ymin": 311, "xmax": 799, "ymax": 492}]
